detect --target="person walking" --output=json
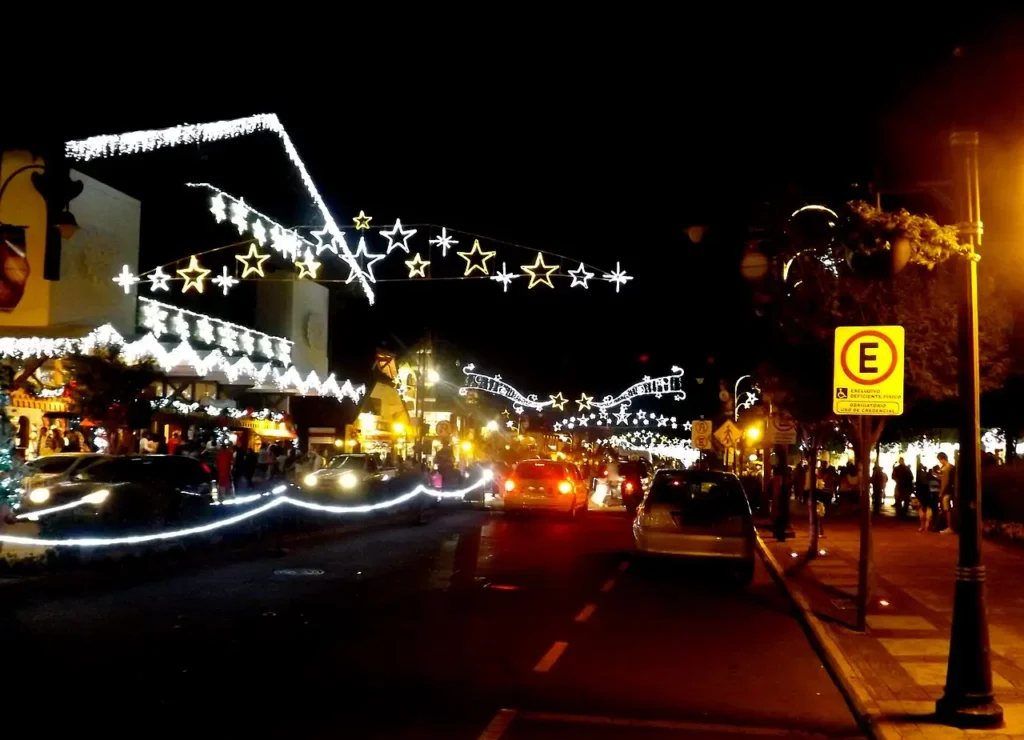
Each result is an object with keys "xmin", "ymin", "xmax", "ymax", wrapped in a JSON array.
[
  {"xmin": 892, "ymin": 457, "xmax": 914, "ymax": 518},
  {"xmin": 937, "ymin": 452, "xmax": 956, "ymax": 534},
  {"xmin": 871, "ymin": 464, "xmax": 888, "ymax": 515}
]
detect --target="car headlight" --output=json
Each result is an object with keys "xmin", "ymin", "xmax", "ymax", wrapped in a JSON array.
[
  {"xmin": 28, "ymin": 488, "xmax": 50, "ymax": 504},
  {"xmin": 82, "ymin": 489, "xmax": 110, "ymax": 505},
  {"xmin": 338, "ymin": 472, "xmax": 359, "ymax": 490},
  {"xmin": 303, "ymin": 473, "xmax": 318, "ymax": 487}
]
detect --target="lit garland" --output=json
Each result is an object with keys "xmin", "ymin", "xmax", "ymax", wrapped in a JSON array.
[
  {"xmin": 3, "ymin": 476, "xmax": 490, "ymax": 548},
  {"xmin": 457, "ymin": 240, "xmax": 496, "ymax": 276},
  {"xmin": 65, "ymin": 114, "xmax": 375, "ymax": 304},
  {"xmin": 600, "ymin": 432, "xmax": 699, "ymax": 466},
  {"xmin": 177, "ymin": 255, "xmax": 211, "ymax": 293},
  {"xmin": 381, "ymin": 219, "xmax": 417, "ymax": 255},
  {"xmin": 149, "ymin": 398, "xmax": 286, "ymax": 422}
]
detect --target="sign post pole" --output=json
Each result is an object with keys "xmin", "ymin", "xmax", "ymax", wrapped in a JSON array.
[{"xmin": 856, "ymin": 414, "xmax": 872, "ymax": 632}]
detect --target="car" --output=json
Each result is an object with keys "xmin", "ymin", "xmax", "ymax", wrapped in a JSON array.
[
  {"xmin": 20, "ymin": 453, "xmax": 110, "ymax": 495},
  {"xmin": 632, "ymin": 469, "xmax": 756, "ymax": 584},
  {"xmin": 300, "ymin": 454, "xmax": 436, "ymax": 524},
  {"xmin": 502, "ymin": 459, "xmax": 587, "ymax": 518},
  {"xmin": 592, "ymin": 459, "xmax": 651, "ymax": 512}
]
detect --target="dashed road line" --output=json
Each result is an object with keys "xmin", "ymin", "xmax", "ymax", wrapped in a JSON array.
[
  {"xmin": 533, "ymin": 641, "xmax": 568, "ymax": 672},
  {"xmin": 574, "ymin": 603, "xmax": 597, "ymax": 623},
  {"xmin": 477, "ymin": 708, "xmax": 517, "ymax": 739},
  {"xmin": 600, "ymin": 577, "xmax": 617, "ymax": 592}
]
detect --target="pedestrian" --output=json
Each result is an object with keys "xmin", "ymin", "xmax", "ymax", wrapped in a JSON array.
[
  {"xmin": 793, "ymin": 459, "xmax": 807, "ymax": 505},
  {"xmin": 871, "ymin": 465, "xmax": 887, "ymax": 515},
  {"xmin": 937, "ymin": 452, "xmax": 956, "ymax": 534},
  {"xmin": 892, "ymin": 456, "xmax": 914, "ymax": 518},
  {"xmin": 216, "ymin": 442, "xmax": 234, "ymax": 498}
]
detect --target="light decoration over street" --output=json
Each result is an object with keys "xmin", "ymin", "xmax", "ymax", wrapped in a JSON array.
[
  {"xmin": 177, "ymin": 255, "xmax": 211, "ymax": 293},
  {"xmin": 603, "ymin": 262, "xmax": 634, "ymax": 292},
  {"xmin": 66, "ymin": 115, "xmax": 375, "ymax": 303},
  {"xmin": 429, "ymin": 227, "xmax": 458, "ymax": 256},
  {"xmin": 147, "ymin": 265, "xmax": 171, "ymax": 292},
  {"xmin": 549, "ymin": 392, "xmax": 568, "ymax": 411},
  {"xmin": 601, "ymin": 432, "xmax": 699, "ymax": 466},
  {"xmin": 381, "ymin": 219, "xmax": 417, "ymax": 255},
  {"xmin": 577, "ymin": 393, "xmax": 593, "ymax": 411},
  {"xmin": 569, "ymin": 262, "xmax": 595, "ymax": 288},
  {"xmin": 112, "ymin": 265, "xmax": 140, "ymax": 294},
  {"xmin": 296, "ymin": 249, "xmax": 322, "ymax": 279},
  {"xmin": 458, "ymin": 239, "xmax": 496, "ymax": 275},
  {"xmin": 235, "ymin": 243, "xmax": 271, "ymax": 278},
  {"xmin": 405, "ymin": 253, "xmax": 430, "ymax": 278},
  {"xmin": 490, "ymin": 263, "xmax": 518, "ymax": 292},
  {"xmin": 311, "ymin": 226, "xmax": 338, "ymax": 256},
  {"xmin": 229, "ymin": 198, "xmax": 250, "ymax": 234},
  {"xmin": 211, "ymin": 266, "xmax": 239, "ymax": 295},
  {"xmin": 353, "ymin": 210, "xmax": 372, "ymax": 230},
  {"xmin": 521, "ymin": 252, "xmax": 560, "ymax": 288},
  {"xmin": 347, "ymin": 236, "xmax": 385, "ymax": 284}
]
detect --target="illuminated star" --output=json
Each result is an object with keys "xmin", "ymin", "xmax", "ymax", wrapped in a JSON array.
[
  {"xmin": 346, "ymin": 236, "xmax": 385, "ymax": 284},
  {"xmin": 177, "ymin": 255, "xmax": 211, "ymax": 294},
  {"xmin": 112, "ymin": 264, "xmax": 140, "ymax": 294},
  {"xmin": 210, "ymin": 194, "xmax": 227, "ymax": 222},
  {"xmin": 147, "ymin": 265, "xmax": 171, "ymax": 292},
  {"xmin": 251, "ymin": 219, "xmax": 268, "ymax": 246},
  {"xmin": 381, "ymin": 219, "xmax": 418, "ymax": 255},
  {"xmin": 212, "ymin": 266, "xmax": 239, "ymax": 295},
  {"xmin": 521, "ymin": 252, "xmax": 560, "ymax": 289},
  {"xmin": 405, "ymin": 253, "xmax": 430, "ymax": 278},
  {"xmin": 615, "ymin": 406, "xmax": 632, "ymax": 425},
  {"xmin": 568, "ymin": 262, "xmax": 595, "ymax": 288},
  {"xmin": 297, "ymin": 249, "xmax": 322, "ymax": 279},
  {"xmin": 353, "ymin": 210, "xmax": 373, "ymax": 230},
  {"xmin": 229, "ymin": 199, "xmax": 250, "ymax": 234},
  {"xmin": 656, "ymin": 415, "xmax": 668, "ymax": 427},
  {"xmin": 549, "ymin": 392, "xmax": 568, "ymax": 411},
  {"xmin": 603, "ymin": 261, "xmax": 633, "ymax": 293},
  {"xmin": 506, "ymin": 420, "xmax": 515, "ymax": 429},
  {"xmin": 577, "ymin": 393, "xmax": 593, "ymax": 411},
  {"xmin": 235, "ymin": 243, "xmax": 271, "ymax": 278},
  {"xmin": 683, "ymin": 421, "xmax": 693, "ymax": 432},
  {"xmin": 457, "ymin": 239, "xmax": 496, "ymax": 276},
  {"xmin": 490, "ymin": 262, "xmax": 519, "ymax": 292},
  {"xmin": 428, "ymin": 227, "xmax": 459, "ymax": 257},
  {"xmin": 270, "ymin": 226, "xmax": 300, "ymax": 262},
  {"xmin": 311, "ymin": 226, "xmax": 339, "ymax": 256}
]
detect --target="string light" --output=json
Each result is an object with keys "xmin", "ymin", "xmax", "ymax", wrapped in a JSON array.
[
  {"xmin": 429, "ymin": 227, "xmax": 458, "ymax": 256},
  {"xmin": 549, "ymin": 392, "xmax": 568, "ymax": 410},
  {"xmin": 405, "ymin": 253, "xmax": 430, "ymax": 278},
  {"xmin": 346, "ymin": 237, "xmax": 385, "ymax": 284},
  {"xmin": 577, "ymin": 393, "xmax": 593, "ymax": 411},
  {"xmin": 252, "ymin": 219, "xmax": 268, "ymax": 246},
  {"xmin": 381, "ymin": 219, "xmax": 417, "ymax": 255},
  {"xmin": 296, "ymin": 249, "xmax": 322, "ymax": 279},
  {"xmin": 458, "ymin": 239, "xmax": 496, "ymax": 276},
  {"xmin": 210, "ymin": 193, "xmax": 227, "ymax": 222},
  {"xmin": 141, "ymin": 302, "xmax": 168, "ymax": 337},
  {"xmin": 112, "ymin": 265, "xmax": 140, "ymax": 294},
  {"xmin": 177, "ymin": 255, "xmax": 211, "ymax": 293},
  {"xmin": 217, "ymin": 324, "xmax": 239, "ymax": 354},
  {"xmin": 490, "ymin": 263, "xmax": 518, "ymax": 292},
  {"xmin": 271, "ymin": 226, "xmax": 301, "ymax": 263},
  {"xmin": 229, "ymin": 199, "xmax": 250, "ymax": 234},
  {"xmin": 212, "ymin": 266, "xmax": 239, "ymax": 295},
  {"xmin": 147, "ymin": 265, "xmax": 171, "ymax": 292},
  {"xmin": 66, "ymin": 115, "xmax": 374, "ymax": 303},
  {"xmin": 521, "ymin": 252, "xmax": 560, "ymax": 289},
  {"xmin": 353, "ymin": 210, "xmax": 372, "ymax": 230},
  {"xmin": 195, "ymin": 317, "xmax": 215, "ymax": 344},
  {"xmin": 603, "ymin": 262, "xmax": 633, "ymax": 292},
  {"xmin": 568, "ymin": 262, "xmax": 595, "ymax": 288},
  {"xmin": 311, "ymin": 226, "xmax": 339, "ymax": 256},
  {"xmin": 235, "ymin": 242, "xmax": 271, "ymax": 278}
]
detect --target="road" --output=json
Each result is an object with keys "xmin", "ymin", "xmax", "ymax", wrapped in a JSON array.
[{"xmin": 4, "ymin": 507, "xmax": 863, "ymax": 738}]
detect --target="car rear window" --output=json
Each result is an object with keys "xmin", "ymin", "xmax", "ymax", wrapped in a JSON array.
[
  {"xmin": 648, "ymin": 473, "xmax": 750, "ymax": 519},
  {"xmin": 514, "ymin": 461, "xmax": 568, "ymax": 479},
  {"xmin": 27, "ymin": 456, "xmax": 80, "ymax": 474}
]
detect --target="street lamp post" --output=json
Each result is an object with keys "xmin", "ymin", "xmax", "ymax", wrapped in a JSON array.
[
  {"xmin": 734, "ymin": 375, "xmax": 751, "ymax": 422},
  {"xmin": 936, "ymin": 130, "xmax": 1002, "ymax": 727}
]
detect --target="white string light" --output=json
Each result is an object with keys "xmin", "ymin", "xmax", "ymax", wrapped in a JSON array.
[
  {"xmin": 65, "ymin": 115, "xmax": 375, "ymax": 304},
  {"xmin": 140, "ymin": 297, "xmax": 290, "ymax": 361},
  {"xmin": 112, "ymin": 265, "xmax": 140, "ymax": 294},
  {"xmin": 229, "ymin": 198, "xmax": 250, "ymax": 234},
  {"xmin": 212, "ymin": 266, "xmax": 239, "ymax": 295},
  {"xmin": 346, "ymin": 237, "xmax": 385, "ymax": 284},
  {"xmin": 490, "ymin": 263, "xmax": 518, "ymax": 292},
  {"xmin": 381, "ymin": 219, "xmax": 417, "ymax": 255},
  {"xmin": 568, "ymin": 263, "xmax": 595, "ymax": 288},
  {"xmin": 429, "ymin": 227, "xmax": 458, "ymax": 256},
  {"xmin": 147, "ymin": 265, "xmax": 171, "ymax": 292},
  {"xmin": 603, "ymin": 262, "xmax": 633, "ymax": 292}
]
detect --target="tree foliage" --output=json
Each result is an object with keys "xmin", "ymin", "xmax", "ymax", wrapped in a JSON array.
[
  {"xmin": 63, "ymin": 349, "xmax": 160, "ymax": 443},
  {"xmin": 845, "ymin": 201, "xmax": 967, "ymax": 267}
]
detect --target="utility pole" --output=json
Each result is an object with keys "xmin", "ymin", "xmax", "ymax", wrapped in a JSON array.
[{"xmin": 936, "ymin": 129, "xmax": 1002, "ymax": 727}]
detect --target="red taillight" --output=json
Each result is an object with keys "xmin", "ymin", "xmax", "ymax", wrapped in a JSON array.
[
  {"xmin": 624, "ymin": 481, "xmax": 635, "ymax": 493},
  {"xmin": 201, "ymin": 463, "xmax": 212, "ymax": 474},
  {"xmin": 504, "ymin": 479, "xmax": 516, "ymax": 493},
  {"xmin": 558, "ymin": 480, "xmax": 573, "ymax": 495}
]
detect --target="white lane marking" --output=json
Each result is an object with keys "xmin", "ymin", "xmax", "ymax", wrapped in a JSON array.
[
  {"xmin": 574, "ymin": 603, "xmax": 597, "ymax": 623},
  {"xmin": 516, "ymin": 710, "xmax": 821, "ymax": 737},
  {"xmin": 477, "ymin": 708, "xmax": 517, "ymax": 739},
  {"xmin": 617, "ymin": 560, "xmax": 630, "ymax": 573},
  {"xmin": 533, "ymin": 641, "xmax": 568, "ymax": 672},
  {"xmin": 600, "ymin": 578, "xmax": 616, "ymax": 593}
]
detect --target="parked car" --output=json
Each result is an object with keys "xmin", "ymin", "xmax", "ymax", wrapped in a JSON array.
[{"xmin": 20, "ymin": 453, "xmax": 109, "ymax": 498}]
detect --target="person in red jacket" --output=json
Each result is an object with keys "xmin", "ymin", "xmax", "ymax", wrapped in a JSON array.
[{"xmin": 216, "ymin": 443, "xmax": 234, "ymax": 497}]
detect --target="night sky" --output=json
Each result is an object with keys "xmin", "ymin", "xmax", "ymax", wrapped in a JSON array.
[{"xmin": 10, "ymin": 12, "xmax": 1024, "ymax": 408}]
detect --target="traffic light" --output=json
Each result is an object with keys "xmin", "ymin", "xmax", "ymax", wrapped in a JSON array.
[{"xmin": 30, "ymin": 148, "xmax": 83, "ymax": 281}]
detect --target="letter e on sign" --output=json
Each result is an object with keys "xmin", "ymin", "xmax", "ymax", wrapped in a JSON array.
[{"xmin": 833, "ymin": 326, "xmax": 904, "ymax": 416}]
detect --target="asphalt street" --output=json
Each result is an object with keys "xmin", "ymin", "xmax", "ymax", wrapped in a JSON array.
[{"xmin": 3, "ymin": 507, "xmax": 863, "ymax": 738}]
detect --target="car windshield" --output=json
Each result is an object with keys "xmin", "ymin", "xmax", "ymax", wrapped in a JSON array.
[
  {"xmin": 26, "ymin": 456, "xmax": 81, "ymax": 475},
  {"xmin": 514, "ymin": 461, "xmax": 568, "ymax": 479},
  {"xmin": 327, "ymin": 455, "xmax": 365, "ymax": 470},
  {"xmin": 648, "ymin": 472, "xmax": 751, "ymax": 519},
  {"xmin": 72, "ymin": 459, "xmax": 151, "ymax": 483}
]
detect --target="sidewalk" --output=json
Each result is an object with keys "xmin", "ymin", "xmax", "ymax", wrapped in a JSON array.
[{"xmin": 758, "ymin": 510, "xmax": 1024, "ymax": 739}]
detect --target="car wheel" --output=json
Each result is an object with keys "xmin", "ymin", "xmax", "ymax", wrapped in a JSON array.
[{"xmin": 733, "ymin": 560, "xmax": 755, "ymax": 586}]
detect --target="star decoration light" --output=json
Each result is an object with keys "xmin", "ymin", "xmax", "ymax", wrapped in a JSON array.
[
  {"xmin": 615, "ymin": 406, "xmax": 632, "ymax": 425},
  {"xmin": 506, "ymin": 420, "xmax": 515, "ymax": 429},
  {"xmin": 297, "ymin": 249, "xmax": 322, "ymax": 279},
  {"xmin": 229, "ymin": 199, "xmax": 250, "ymax": 234},
  {"xmin": 577, "ymin": 393, "xmax": 594, "ymax": 411},
  {"xmin": 429, "ymin": 227, "xmax": 459, "ymax": 257},
  {"xmin": 251, "ymin": 219, "xmax": 267, "ymax": 246},
  {"xmin": 353, "ymin": 211, "xmax": 372, "ymax": 230},
  {"xmin": 458, "ymin": 239, "xmax": 496, "ymax": 276},
  {"xmin": 549, "ymin": 392, "xmax": 568, "ymax": 411},
  {"xmin": 346, "ymin": 237, "xmax": 385, "ymax": 284},
  {"xmin": 212, "ymin": 266, "xmax": 239, "ymax": 295},
  {"xmin": 405, "ymin": 253, "xmax": 430, "ymax": 278},
  {"xmin": 236, "ymin": 243, "xmax": 270, "ymax": 278},
  {"xmin": 210, "ymin": 194, "xmax": 227, "ymax": 223},
  {"xmin": 112, "ymin": 265, "xmax": 140, "ymax": 294},
  {"xmin": 381, "ymin": 219, "xmax": 417, "ymax": 255},
  {"xmin": 147, "ymin": 265, "xmax": 171, "ymax": 292},
  {"xmin": 177, "ymin": 256, "xmax": 211, "ymax": 294},
  {"xmin": 490, "ymin": 262, "xmax": 519, "ymax": 292},
  {"xmin": 568, "ymin": 262, "xmax": 595, "ymax": 288},
  {"xmin": 521, "ymin": 252, "xmax": 560, "ymax": 289},
  {"xmin": 311, "ymin": 226, "xmax": 339, "ymax": 256},
  {"xmin": 603, "ymin": 261, "xmax": 633, "ymax": 293},
  {"xmin": 683, "ymin": 421, "xmax": 693, "ymax": 431}
]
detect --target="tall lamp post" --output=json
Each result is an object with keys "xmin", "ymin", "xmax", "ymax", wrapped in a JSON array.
[{"xmin": 936, "ymin": 130, "xmax": 1002, "ymax": 727}]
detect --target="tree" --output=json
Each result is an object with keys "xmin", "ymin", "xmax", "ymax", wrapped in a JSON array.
[{"xmin": 62, "ymin": 349, "xmax": 161, "ymax": 452}]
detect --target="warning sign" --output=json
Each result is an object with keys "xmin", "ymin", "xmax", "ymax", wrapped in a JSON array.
[
  {"xmin": 691, "ymin": 420, "xmax": 712, "ymax": 450},
  {"xmin": 714, "ymin": 420, "xmax": 742, "ymax": 449},
  {"xmin": 833, "ymin": 325, "xmax": 905, "ymax": 416}
]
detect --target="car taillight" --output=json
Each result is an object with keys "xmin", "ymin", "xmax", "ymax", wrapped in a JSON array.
[
  {"xmin": 201, "ymin": 462, "xmax": 212, "ymax": 474},
  {"xmin": 504, "ymin": 479, "xmax": 516, "ymax": 493},
  {"xmin": 624, "ymin": 481, "xmax": 635, "ymax": 493},
  {"xmin": 558, "ymin": 480, "xmax": 573, "ymax": 495}
]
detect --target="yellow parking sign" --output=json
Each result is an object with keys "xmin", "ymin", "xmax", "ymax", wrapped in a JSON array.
[{"xmin": 833, "ymin": 325, "xmax": 905, "ymax": 416}]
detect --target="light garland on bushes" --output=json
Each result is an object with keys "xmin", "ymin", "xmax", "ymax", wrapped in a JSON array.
[
  {"xmin": 65, "ymin": 114, "xmax": 375, "ymax": 304},
  {"xmin": 150, "ymin": 398, "xmax": 287, "ymax": 423}
]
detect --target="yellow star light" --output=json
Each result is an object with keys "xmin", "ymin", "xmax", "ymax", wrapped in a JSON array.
[
  {"xmin": 549, "ymin": 392, "xmax": 568, "ymax": 411},
  {"xmin": 521, "ymin": 252, "xmax": 560, "ymax": 288},
  {"xmin": 235, "ymin": 243, "xmax": 271, "ymax": 278},
  {"xmin": 296, "ymin": 249, "xmax": 322, "ymax": 279},
  {"xmin": 353, "ymin": 210, "xmax": 373, "ymax": 230},
  {"xmin": 177, "ymin": 255, "xmax": 211, "ymax": 294},
  {"xmin": 457, "ymin": 239, "xmax": 496, "ymax": 276},
  {"xmin": 577, "ymin": 393, "xmax": 594, "ymax": 411},
  {"xmin": 405, "ymin": 253, "xmax": 430, "ymax": 278}
]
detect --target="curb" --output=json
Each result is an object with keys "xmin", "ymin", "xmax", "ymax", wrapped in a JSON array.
[{"xmin": 755, "ymin": 533, "xmax": 884, "ymax": 740}]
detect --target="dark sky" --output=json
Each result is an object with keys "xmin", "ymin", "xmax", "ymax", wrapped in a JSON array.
[{"xmin": 10, "ymin": 12, "xmax": 1024, "ymax": 408}]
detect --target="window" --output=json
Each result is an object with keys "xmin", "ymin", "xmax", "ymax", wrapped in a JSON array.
[
  {"xmin": 648, "ymin": 472, "xmax": 750, "ymax": 521},
  {"xmin": 514, "ymin": 461, "xmax": 568, "ymax": 479},
  {"xmin": 27, "ymin": 456, "xmax": 80, "ymax": 475}
]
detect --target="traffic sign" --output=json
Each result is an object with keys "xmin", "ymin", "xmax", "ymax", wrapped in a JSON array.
[
  {"xmin": 833, "ymin": 325, "xmax": 905, "ymax": 416},
  {"xmin": 435, "ymin": 420, "xmax": 451, "ymax": 437},
  {"xmin": 691, "ymin": 420, "xmax": 712, "ymax": 450},
  {"xmin": 714, "ymin": 420, "xmax": 742, "ymax": 448},
  {"xmin": 765, "ymin": 416, "xmax": 798, "ymax": 445}
]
